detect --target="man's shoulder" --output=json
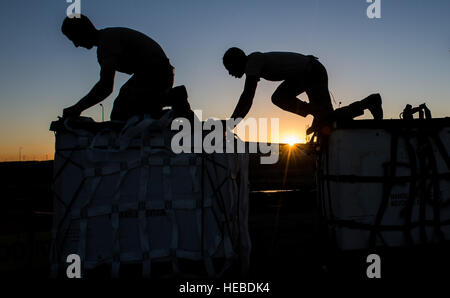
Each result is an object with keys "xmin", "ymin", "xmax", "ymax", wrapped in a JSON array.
[
  {"xmin": 96, "ymin": 28, "xmax": 121, "ymax": 62},
  {"xmin": 97, "ymin": 27, "xmax": 139, "ymax": 53},
  {"xmin": 244, "ymin": 52, "xmax": 265, "ymax": 78},
  {"xmin": 248, "ymin": 51, "xmax": 264, "ymax": 59},
  {"xmin": 265, "ymin": 51, "xmax": 307, "ymax": 58},
  {"xmin": 99, "ymin": 27, "xmax": 159, "ymax": 51},
  {"xmin": 99, "ymin": 27, "xmax": 140, "ymax": 38},
  {"xmin": 97, "ymin": 27, "xmax": 119, "ymax": 47},
  {"xmin": 246, "ymin": 52, "xmax": 265, "ymax": 66},
  {"xmin": 100, "ymin": 27, "xmax": 136, "ymax": 33},
  {"xmin": 248, "ymin": 51, "xmax": 309, "ymax": 61}
]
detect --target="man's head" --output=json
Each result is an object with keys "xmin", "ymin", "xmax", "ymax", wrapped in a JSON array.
[
  {"xmin": 223, "ymin": 47, "xmax": 247, "ymax": 78},
  {"xmin": 62, "ymin": 14, "xmax": 98, "ymax": 49}
]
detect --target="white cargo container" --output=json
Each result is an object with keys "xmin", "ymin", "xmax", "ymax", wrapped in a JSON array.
[
  {"xmin": 50, "ymin": 113, "xmax": 250, "ymax": 278},
  {"xmin": 318, "ymin": 119, "xmax": 450, "ymax": 250}
]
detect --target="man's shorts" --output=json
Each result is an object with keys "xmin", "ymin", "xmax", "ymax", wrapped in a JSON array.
[{"xmin": 110, "ymin": 61, "xmax": 174, "ymax": 121}]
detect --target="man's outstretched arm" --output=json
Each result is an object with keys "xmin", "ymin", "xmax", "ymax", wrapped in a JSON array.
[
  {"xmin": 63, "ymin": 66, "xmax": 115, "ymax": 117},
  {"xmin": 230, "ymin": 76, "xmax": 258, "ymax": 121}
]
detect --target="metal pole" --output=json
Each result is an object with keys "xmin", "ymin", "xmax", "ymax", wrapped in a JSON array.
[{"xmin": 100, "ymin": 104, "xmax": 104, "ymax": 122}]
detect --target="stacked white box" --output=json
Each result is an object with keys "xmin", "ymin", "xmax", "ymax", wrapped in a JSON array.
[
  {"xmin": 318, "ymin": 119, "xmax": 450, "ymax": 250},
  {"xmin": 50, "ymin": 114, "xmax": 250, "ymax": 277}
]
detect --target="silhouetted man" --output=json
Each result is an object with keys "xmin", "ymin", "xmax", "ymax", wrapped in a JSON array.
[
  {"xmin": 223, "ymin": 47, "xmax": 383, "ymax": 135},
  {"xmin": 61, "ymin": 15, "xmax": 174, "ymax": 120}
]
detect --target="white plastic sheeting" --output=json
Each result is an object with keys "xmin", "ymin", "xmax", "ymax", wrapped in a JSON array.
[
  {"xmin": 50, "ymin": 113, "xmax": 250, "ymax": 277},
  {"xmin": 318, "ymin": 120, "xmax": 450, "ymax": 250}
]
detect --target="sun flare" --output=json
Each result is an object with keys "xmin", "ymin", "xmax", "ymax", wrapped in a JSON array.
[{"xmin": 283, "ymin": 135, "xmax": 303, "ymax": 146}]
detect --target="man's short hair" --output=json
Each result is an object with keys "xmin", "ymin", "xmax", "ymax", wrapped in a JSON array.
[
  {"xmin": 223, "ymin": 47, "xmax": 246, "ymax": 68},
  {"xmin": 61, "ymin": 14, "xmax": 96, "ymax": 38}
]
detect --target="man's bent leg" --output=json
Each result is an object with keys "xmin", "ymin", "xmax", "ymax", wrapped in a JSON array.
[
  {"xmin": 330, "ymin": 93, "xmax": 383, "ymax": 121},
  {"xmin": 137, "ymin": 62, "xmax": 174, "ymax": 119},
  {"xmin": 111, "ymin": 62, "xmax": 175, "ymax": 121},
  {"xmin": 304, "ymin": 84, "xmax": 334, "ymax": 135},
  {"xmin": 331, "ymin": 102, "xmax": 364, "ymax": 121},
  {"xmin": 303, "ymin": 60, "xmax": 335, "ymax": 135},
  {"xmin": 271, "ymin": 79, "xmax": 311, "ymax": 117}
]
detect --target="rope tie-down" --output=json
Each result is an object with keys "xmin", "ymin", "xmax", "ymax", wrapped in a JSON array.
[
  {"xmin": 316, "ymin": 117, "xmax": 450, "ymax": 251},
  {"xmin": 49, "ymin": 113, "xmax": 250, "ymax": 278}
]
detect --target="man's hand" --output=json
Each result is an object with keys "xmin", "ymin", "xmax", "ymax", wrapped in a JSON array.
[
  {"xmin": 62, "ymin": 65, "xmax": 115, "ymax": 119},
  {"xmin": 63, "ymin": 105, "xmax": 81, "ymax": 118},
  {"xmin": 230, "ymin": 76, "xmax": 258, "ymax": 120},
  {"xmin": 221, "ymin": 119, "xmax": 233, "ymax": 134}
]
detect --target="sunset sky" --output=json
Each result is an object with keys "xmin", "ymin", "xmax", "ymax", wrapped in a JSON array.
[{"xmin": 0, "ymin": 0, "xmax": 449, "ymax": 161}]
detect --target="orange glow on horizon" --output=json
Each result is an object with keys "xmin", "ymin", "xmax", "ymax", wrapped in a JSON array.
[{"xmin": 282, "ymin": 135, "xmax": 304, "ymax": 146}]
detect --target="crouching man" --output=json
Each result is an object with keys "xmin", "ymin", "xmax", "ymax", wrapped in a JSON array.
[
  {"xmin": 61, "ymin": 14, "xmax": 175, "ymax": 121},
  {"xmin": 222, "ymin": 47, "xmax": 383, "ymax": 135}
]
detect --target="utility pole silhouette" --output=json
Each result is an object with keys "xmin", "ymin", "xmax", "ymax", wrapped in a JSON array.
[
  {"xmin": 100, "ymin": 104, "xmax": 104, "ymax": 122},
  {"xmin": 305, "ymin": 125, "xmax": 310, "ymax": 143},
  {"xmin": 19, "ymin": 147, "xmax": 22, "ymax": 161}
]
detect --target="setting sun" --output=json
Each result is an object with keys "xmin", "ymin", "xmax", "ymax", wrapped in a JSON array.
[{"xmin": 283, "ymin": 135, "xmax": 303, "ymax": 146}]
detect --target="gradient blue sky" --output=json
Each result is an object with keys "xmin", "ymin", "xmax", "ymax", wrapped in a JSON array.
[{"xmin": 0, "ymin": 0, "xmax": 449, "ymax": 160}]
